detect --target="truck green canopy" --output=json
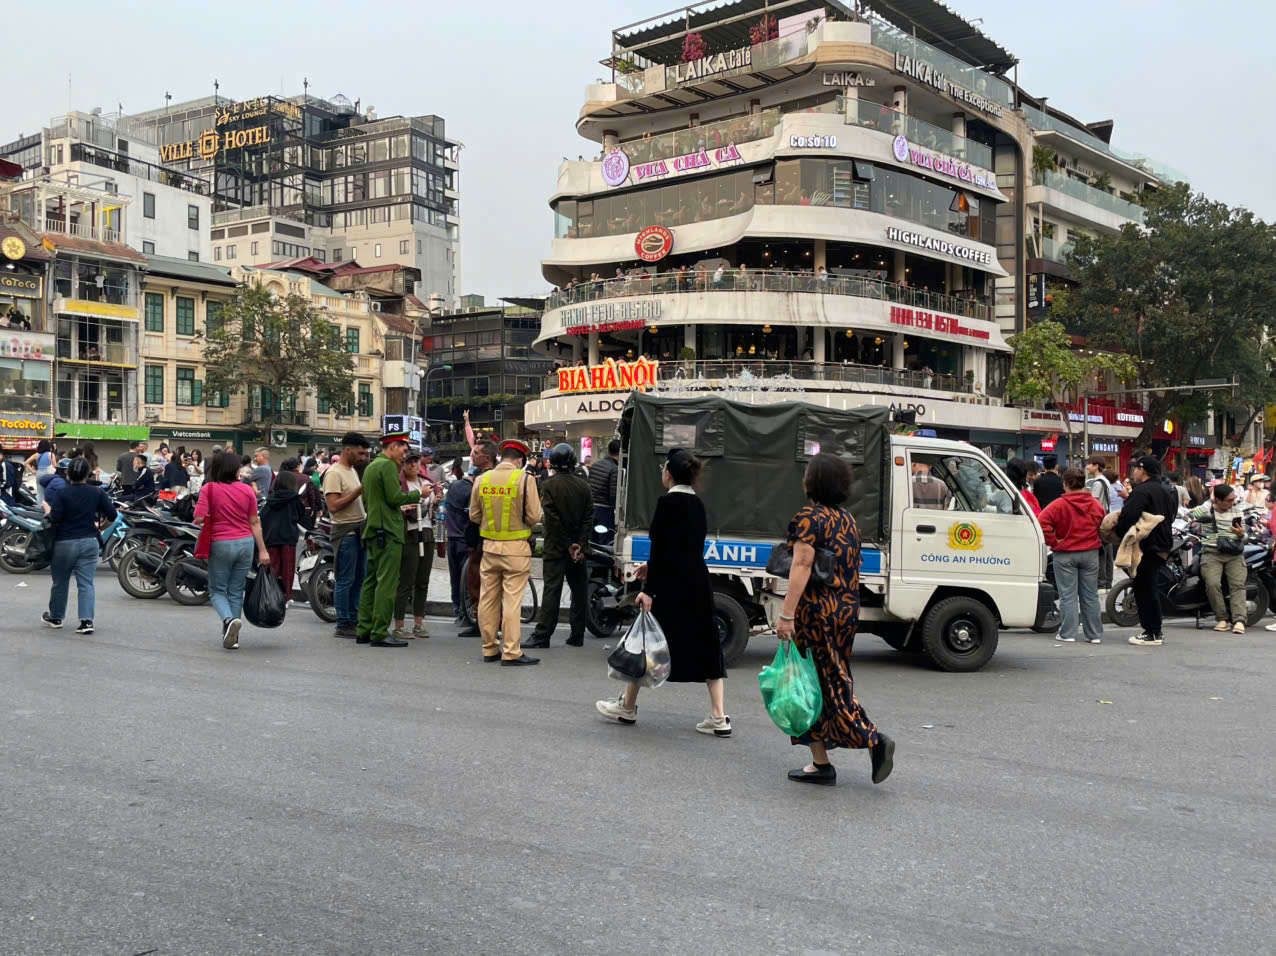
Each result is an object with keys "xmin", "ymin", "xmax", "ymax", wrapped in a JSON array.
[{"xmin": 618, "ymin": 392, "xmax": 891, "ymax": 543}]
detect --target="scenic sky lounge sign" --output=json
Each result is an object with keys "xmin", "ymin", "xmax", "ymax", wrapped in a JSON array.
[{"xmin": 892, "ymin": 136, "xmax": 993, "ymax": 189}]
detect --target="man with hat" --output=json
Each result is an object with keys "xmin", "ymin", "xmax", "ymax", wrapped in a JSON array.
[
  {"xmin": 1244, "ymin": 472, "xmax": 1270, "ymax": 508},
  {"xmin": 1114, "ymin": 455, "xmax": 1179, "ymax": 647},
  {"xmin": 525, "ymin": 443, "xmax": 593, "ymax": 649},
  {"xmin": 468, "ymin": 437, "xmax": 543, "ymax": 664},
  {"xmin": 355, "ymin": 429, "xmax": 422, "ymax": 647}
]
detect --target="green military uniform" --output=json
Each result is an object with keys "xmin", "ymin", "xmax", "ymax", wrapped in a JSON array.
[
  {"xmin": 357, "ymin": 450, "xmax": 421, "ymax": 643},
  {"xmin": 530, "ymin": 471, "xmax": 594, "ymax": 645}
]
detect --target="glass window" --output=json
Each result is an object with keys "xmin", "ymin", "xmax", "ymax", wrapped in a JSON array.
[
  {"xmin": 358, "ymin": 382, "xmax": 373, "ymax": 417},
  {"xmin": 142, "ymin": 240, "xmax": 155, "ymax": 255},
  {"xmin": 214, "ymin": 246, "xmax": 223, "ymax": 261},
  {"xmin": 187, "ymin": 205, "xmax": 199, "ymax": 230},
  {"xmin": 206, "ymin": 301, "xmax": 224, "ymax": 334},
  {"xmin": 176, "ymin": 367, "xmax": 198, "ymax": 406},
  {"xmin": 346, "ymin": 328, "xmax": 360, "ymax": 353},
  {"xmin": 188, "ymin": 251, "xmax": 199, "ymax": 262},
  {"xmin": 143, "ymin": 192, "xmax": 155, "ymax": 219},
  {"xmin": 910, "ymin": 453, "xmax": 1017, "ymax": 514},
  {"xmin": 226, "ymin": 245, "xmax": 237, "ymax": 260},
  {"xmin": 144, "ymin": 364, "xmax": 163, "ymax": 404},
  {"xmin": 375, "ymin": 244, "xmax": 382, "ymax": 258},
  {"xmin": 144, "ymin": 293, "xmax": 164, "ymax": 332},
  {"xmin": 175, "ymin": 296, "xmax": 195, "ymax": 335}
]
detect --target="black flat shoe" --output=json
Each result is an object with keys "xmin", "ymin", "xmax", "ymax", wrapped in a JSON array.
[
  {"xmin": 483, "ymin": 654, "xmax": 501, "ymax": 663},
  {"xmin": 522, "ymin": 638, "xmax": 551, "ymax": 649},
  {"xmin": 870, "ymin": 734, "xmax": 895, "ymax": 785},
  {"xmin": 370, "ymin": 637, "xmax": 409, "ymax": 648},
  {"xmin": 565, "ymin": 636, "xmax": 584, "ymax": 647},
  {"xmin": 501, "ymin": 654, "xmax": 540, "ymax": 666},
  {"xmin": 355, "ymin": 635, "xmax": 371, "ymax": 644},
  {"xmin": 787, "ymin": 763, "xmax": 836, "ymax": 786}
]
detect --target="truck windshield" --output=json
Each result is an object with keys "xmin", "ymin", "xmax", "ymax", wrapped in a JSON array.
[{"xmin": 910, "ymin": 453, "xmax": 1017, "ymax": 514}]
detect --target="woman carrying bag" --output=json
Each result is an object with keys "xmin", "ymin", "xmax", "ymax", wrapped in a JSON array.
[
  {"xmin": 773, "ymin": 453, "xmax": 894, "ymax": 786},
  {"xmin": 595, "ymin": 448, "xmax": 729, "ymax": 737},
  {"xmin": 195, "ymin": 452, "xmax": 270, "ymax": 650},
  {"xmin": 260, "ymin": 469, "xmax": 312, "ymax": 602}
]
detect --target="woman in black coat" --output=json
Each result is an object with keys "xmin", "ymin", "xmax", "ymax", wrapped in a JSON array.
[{"xmin": 595, "ymin": 448, "xmax": 729, "ymax": 736}]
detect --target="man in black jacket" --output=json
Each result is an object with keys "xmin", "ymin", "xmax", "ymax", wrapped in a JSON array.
[
  {"xmin": 525, "ymin": 443, "xmax": 594, "ymax": 649},
  {"xmin": 1033, "ymin": 454, "xmax": 1064, "ymax": 510},
  {"xmin": 1114, "ymin": 455, "xmax": 1179, "ymax": 646},
  {"xmin": 588, "ymin": 439, "xmax": 619, "ymax": 544}
]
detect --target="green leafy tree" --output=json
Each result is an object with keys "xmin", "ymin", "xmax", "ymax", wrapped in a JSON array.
[
  {"xmin": 201, "ymin": 282, "xmax": 356, "ymax": 435},
  {"xmin": 1066, "ymin": 182, "xmax": 1276, "ymax": 448},
  {"xmin": 1007, "ymin": 318, "xmax": 1137, "ymax": 453}
]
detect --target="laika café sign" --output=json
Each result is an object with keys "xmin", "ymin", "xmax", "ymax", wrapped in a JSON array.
[
  {"xmin": 160, "ymin": 125, "xmax": 270, "ymax": 162},
  {"xmin": 892, "ymin": 136, "xmax": 993, "ymax": 189},
  {"xmin": 560, "ymin": 299, "xmax": 662, "ymax": 336},
  {"xmin": 886, "ymin": 226, "xmax": 994, "ymax": 266},
  {"xmin": 889, "ymin": 306, "xmax": 990, "ymax": 342},
  {"xmin": 557, "ymin": 358, "xmax": 659, "ymax": 394},
  {"xmin": 893, "ymin": 51, "xmax": 1005, "ymax": 118},
  {"xmin": 627, "ymin": 144, "xmax": 743, "ymax": 185},
  {"xmin": 672, "ymin": 46, "xmax": 752, "ymax": 84}
]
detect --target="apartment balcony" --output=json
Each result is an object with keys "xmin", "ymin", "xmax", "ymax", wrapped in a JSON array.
[
  {"xmin": 242, "ymin": 408, "xmax": 309, "ymax": 427},
  {"xmin": 56, "ymin": 333, "xmax": 137, "ymax": 368},
  {"xmin": 68, "ymin": 142, "xmax": 210, "ymax": 195},
  {"xmin": 44, "ymin": 217, "xmax": 122, "ymax": 245},
  {"xmin": 1026, "ymin": 171, "xmax": 1144, "ymax": 232}
]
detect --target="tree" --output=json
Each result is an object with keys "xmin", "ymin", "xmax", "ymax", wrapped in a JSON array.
[
  {"xmin": 1066, "ymin": 182, "xmax": 1276, "ymax": 448},
  {"xmin": 201, "ymin": 282, "xmax": 357, "ymax": 435},
  {"xmin": 1007, "ymin": 318, "xmax": 1137, "ymax": 455}
]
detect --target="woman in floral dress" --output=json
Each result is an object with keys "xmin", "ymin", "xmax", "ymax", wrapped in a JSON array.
[{"xmin": 774, "ymin": 453, "xmax": 895, "ymax": 786}]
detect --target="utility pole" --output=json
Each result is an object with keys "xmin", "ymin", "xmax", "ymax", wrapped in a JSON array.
[{"xmin": 1079, "ymin": 377, "xmax": 1238, "ymax": 462}]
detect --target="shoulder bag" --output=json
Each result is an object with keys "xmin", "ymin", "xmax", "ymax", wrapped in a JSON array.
[
  {"xmin": 1211, "ymin": 512, "xmax": 1245, "ymax": 555},
  {"xmin": 765, "ymin": 507, "xmax": 841, "ymax": 586},
  {"xmin": 194, "ymin": 484, "xmax": 215, "ymax": 560}
]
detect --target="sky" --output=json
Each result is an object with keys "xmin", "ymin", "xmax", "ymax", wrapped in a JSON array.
[{"xmin": 6, "ymin": 0, "xmax": 1273, "ymax": 300}]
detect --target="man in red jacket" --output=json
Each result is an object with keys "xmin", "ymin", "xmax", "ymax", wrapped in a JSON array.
[{"xmin": 1039, "ymin": 467, "xmax": 1108, "ymax": 644}]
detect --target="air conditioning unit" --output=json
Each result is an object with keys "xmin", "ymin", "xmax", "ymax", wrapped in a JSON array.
[
  {"xmin": 270, "ymin": 428, "xmax": 288, "ymax": 448},
  {"xmin": 370, "ymin": 301, "xmax": 382, "ymax": 312}
]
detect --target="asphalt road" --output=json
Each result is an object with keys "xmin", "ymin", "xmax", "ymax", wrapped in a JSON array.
[{"xmin": 1, "ymin": 569, "xmax": 1272, "ymax": 956}]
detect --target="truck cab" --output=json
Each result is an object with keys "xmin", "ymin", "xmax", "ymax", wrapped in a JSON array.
[{"xmin": 613, "ymin": 392, "xmax": 1056, "ymax": 672}]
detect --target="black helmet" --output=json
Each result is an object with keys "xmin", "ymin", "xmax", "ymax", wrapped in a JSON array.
[
  {"xmin": 67, "ymin": 458, "xmax": 92, "ymax": 483},
  {"xmin": 549, "ymin": 442, "xmax": 576, "ymax": 471}
]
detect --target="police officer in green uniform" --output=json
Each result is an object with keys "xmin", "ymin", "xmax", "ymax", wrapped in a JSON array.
[{"xmin": 356, "ymin": 430, "xmax": 421, "ymax": 647}]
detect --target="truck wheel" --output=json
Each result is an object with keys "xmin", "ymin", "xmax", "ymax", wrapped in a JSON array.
[
  {"xmin": 712, "ymin": 590, "xmax": 750, "ymax": 667},
  {"xmin": 1104, "ymin": 581, "xmax": 1141, "ymax": 628},
  {"xmin": 921, "ymin": 597, "xmax": 998, "ymax": 672}
]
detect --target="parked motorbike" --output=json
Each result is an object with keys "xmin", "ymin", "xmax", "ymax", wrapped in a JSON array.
[
  {"xmin": 116, "ymin": 524, "xmax": 201, "ymax": 600},
  {"xmin": 584, "ymin": 532, "xmax": 637, "ymax": 639},
  {"xmin": 301, "ymin": 526, "xmax": 336, "ymax": 623},
  {"xmin": 0, "ymin": 498, "xmax": 51, "ymax": 574},
  {"xmin": 1106, "ymin": 519, "xmax": 1269, "ymax": 629}
]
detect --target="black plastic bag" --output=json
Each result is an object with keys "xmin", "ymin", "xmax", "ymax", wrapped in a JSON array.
[{"xmin": 243, "ymin": 568, "xmax": 287, "ymax": 629}]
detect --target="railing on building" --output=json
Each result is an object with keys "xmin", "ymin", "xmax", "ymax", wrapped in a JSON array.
[
  {"xmin": 1031, "ymin": 170, "xmax": 1145, "ymax": 224},
  {"xmin": 617, "ymin": 32, "xmax": 808, "ymax": 99},
  {"xmin": 212, "ymin": 204, "xmax": 305, "ymax": 226},
  {"xmin": 44, "ymin": 217, "xmax": 123, "ymax": 245},
  {"xmin": 1020, "ymin": 104, "xmax": 1185, "ymax": 185},
  {"xmin": 68, "ymin": 143, "xmax": 210, "ymax": 195},
  {"xmin": 242, "ymin": 408, "xmax": 309, "ymax": 426},
  {"xmin": 616, "ymin": 109, "xmax": 781, "ymax": 166},
  {"xmin": 845, "ymin": 101, "xmax": 993, "ymax": 171},
  {"xmin": 1039, "ymin": 237, "xmax": 1075, "ymax": 264},
  {"xmin": 639, "ymin": 358, "xmax": 976, "ymax": 395},
  {"xmin": 56, "ymin": 337, "xmax": 136, "ymax": 366},
  {"xmin": 546, "ymin": 270, "xmax": 989, "ymax": 322},
  {"xmin": 867, "ymin": 20, "xmax": 1015, "ymax": 108},
  {"xmin": 53, "ymin": 279, "xmax": 137, "ymax": 307}
]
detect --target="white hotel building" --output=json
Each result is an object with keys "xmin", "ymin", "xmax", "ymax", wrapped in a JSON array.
[{"xmin": 525, "ymin": 0, "xmax": 1190, "ymax": 471}]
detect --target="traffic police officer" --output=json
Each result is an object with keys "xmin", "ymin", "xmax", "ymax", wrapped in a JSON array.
[
  {"xmin": 469, "ymin": 438, "xmax": 543, "ymax": 665},
  {"xmin": 356, "ymin": 430, "xmax": 421, "ymax": 647},
  {"xmin": 525, "ymin": 443, "xmax": 593, "ymax": 649}
]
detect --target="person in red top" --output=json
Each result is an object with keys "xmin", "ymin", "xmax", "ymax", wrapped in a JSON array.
[
  {"xmin": 1038, "ymin": 467, "xmax": 1107, "ymax": 644},
  {"xmin": 1005, "ymin": 459, "xmax": 1041, "ymax": 516}
]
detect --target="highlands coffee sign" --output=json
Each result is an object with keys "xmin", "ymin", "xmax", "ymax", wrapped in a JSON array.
[
  {"xmin": 160, "ymin": 125, "xmax": 270, "ymax": 162},
  {"xmin": 885, "ymin": 226, "xmax": 994, "ymax": 266},
  {"xmin": 893, "ymin": 51, "xmax": 1006, "ymax": 118},
  {"xmin": 556, "ymin": 357, "xmax": 659, "ymax": 394}
]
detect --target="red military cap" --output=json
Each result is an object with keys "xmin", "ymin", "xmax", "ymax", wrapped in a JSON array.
[{"xmin": 500, "ymin": 438, "xmax": 530, "ymax": 459}]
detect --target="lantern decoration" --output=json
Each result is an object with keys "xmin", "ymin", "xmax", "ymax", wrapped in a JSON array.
[
  {"xmin": 763, "ymin": 324, "xmax": 772, "ymax": 333},
  {"xmin": 748, "ymin": 344, "xmax": 757, "ymax": 355},
  {"xmin": 874, "ymin": 337, "xmax": 883, "ymax": 345},
  {"xmin": 845, "ymin": 329, "xmax": 853, "ymax": 338}
]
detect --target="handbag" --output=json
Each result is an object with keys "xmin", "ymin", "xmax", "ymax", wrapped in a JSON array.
[
  {"xmin": 765, "ymin": 540, "xmax": 837, "ymax": 587},
  {"xmin": 1211, "ymin": 513, "xmax": 1245, "ymax": 555},
  {"xmin": 194, "ymin": 485, "xmax": 214, "ymax": 560}
]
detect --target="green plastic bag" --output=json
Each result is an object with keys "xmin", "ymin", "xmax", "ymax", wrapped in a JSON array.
[{"xmin": 758, "ymin": 641, "xmax": 823, "ymax": 737}]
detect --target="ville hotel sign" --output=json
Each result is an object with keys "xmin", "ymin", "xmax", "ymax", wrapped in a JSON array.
[{"xmin": 160, "ymin": 125, "xmax": 270, "ymax": 162}]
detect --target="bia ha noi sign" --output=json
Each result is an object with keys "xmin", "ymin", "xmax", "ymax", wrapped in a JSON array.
[{"xmin": 557, "ymin": 358, "xmax": 659, "ymax": 394}]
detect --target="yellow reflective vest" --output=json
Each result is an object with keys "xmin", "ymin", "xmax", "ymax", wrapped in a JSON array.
[{"xmin": 476, "ymin": 467, "xmax": 530, "ymax": 541}]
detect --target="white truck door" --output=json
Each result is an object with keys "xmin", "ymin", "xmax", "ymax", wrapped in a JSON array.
[{"xmin": 897, "ymin": 448, "xmax": 1041, "ymax": 623}]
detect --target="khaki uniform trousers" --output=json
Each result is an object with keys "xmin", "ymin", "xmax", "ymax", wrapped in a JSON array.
[{"xmin": 478, "ymin": 549, "xmax": 531, "ymax": 660}]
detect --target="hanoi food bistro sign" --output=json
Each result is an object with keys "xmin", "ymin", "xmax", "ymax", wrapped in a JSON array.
[
  {"xmin": 560, "ymin": 300, "xmax": 662, "ymax": 336},
  {"xmin": 889, "ymin": 306, "xmax": 990, "ymax": 342},
  {"xmin": 892, "ymin": 136, "xmax": 993, "ymax": 189},
  {"xmin": 160, "ymin": 125, "xmax": 270, "ymax": 162},
  {"xmin": 556, "ymin": 357, "xmax": 659, "ymax": 394}
]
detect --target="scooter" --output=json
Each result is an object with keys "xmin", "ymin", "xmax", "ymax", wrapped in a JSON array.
[
  {"xmin": 1106, "ymin": 522, "xmax": 1269, "ymax": 629},
  {"xmin": 301, "ymin": 526, "xmax": 336, "ymax": 623},
  {"xmin": 0, "ymin": 498, "xmax": 53, "ymax": 574},
  {"xmin": 584, "ymin": 526, "xmax": 639, "ymax": 639},
  {"xmin": 116, "ymin": 524, "xmax": 201, "ymax": 600}
]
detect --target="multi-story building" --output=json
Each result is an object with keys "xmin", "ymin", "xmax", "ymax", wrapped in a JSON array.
[
  {"xmin": 127, "ymin": 93, "xmax": 461, "ymax": 306},
  {"xmin": 0, "ymin": 212, "xmax": 56, "ymax": 453},
  {"xmin": 527, "ymin": 0, "xmax": 1186, "ymax": 472},
  {"xmin": 424, "ymin": 295, "xmax": 554, "ymax": 457},
  {"xmin": 0, "ymin": 109, "xmax": 213, "ymax": 262}
]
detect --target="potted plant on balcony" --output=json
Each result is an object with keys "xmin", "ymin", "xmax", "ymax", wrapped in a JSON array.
[
  {"xmin": 1089, "ymin": 172, "xmax": 1113, "ymax": 194},
  {"xmin": 678, "ymin": 346, "xmax": 697, "ymax": 377},
  {"xmin": 681, "ymin": 32, "xmax": 707, "ymax": 63},
  {"xmin": 749, "ymin": 15, "xmax": 778, "ymax": 45}
]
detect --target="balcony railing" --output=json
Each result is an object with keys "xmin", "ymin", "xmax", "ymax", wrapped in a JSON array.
[
  {"xmin": 1020, "ymin": 104, "xmax": 1186, "ymax": 185},
  {"xmin": 846, "ymin": 101, "xmax": 993, "ymax": 171},
  {"xmin": 53, "ymin": 280, "xmax": 138, "ymax": 307},
  {"xmin": 1031, "ymin": 170, "xmax": 1145, "ymax": 224},
  {"xmin": 547, "ymin": 270, "xmax": 990, "ymax": 322},
  {"xmin": 615, "ymin": 109, "xmax": 781, "ymax": 167},
  {"xmin": 68, "ymin": 143, "xmax": 211, "ymax": 195},
  {"xmin": 242, "ymin": 408, "xmax": 309, "ymax": 426},
  {"xmin": 1039, "ymin": 237, "xmax": 1075, "ymax": 264},
  {"xmin": 868, "ymin": 19, "xmax": 1015, "ymax": 109},
  {"xmin": 638, "ymin": 358, "xmax": 975, "ymax": 395},
  {"xmin": 44, "ymin": 217, "xmax": 122, "ymax": 244},
  {"xmin": 56, "ymin": 338, "xmax": 137, "ymax": 366}
]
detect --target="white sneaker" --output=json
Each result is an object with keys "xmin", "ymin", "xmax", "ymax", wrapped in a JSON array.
[
  {"xmin": 695, "ymin": 714, "xmax": 732, "ymax": 737},
  {"xmin": 1265, "ymin": 622, "xmax": 1276, "ymax": 632},
  {"xmin": 1213, "ymin": 620, "xmax": 1230, "ymax": 632},
  {"xmin": 1086, "ymin": 637, "xmax": 1102, "ymax": 644},
  {"xmin": 595, "ymin": 696, "xmax": 637, "ymax": 725},
  {"xmin": 1056, "ymin": 634, "xmax": 1077, "ymax": 642},
  {"xmin": 1232, "ymin": 621, "xmax": 1245, "ymax": 635},
  {"xmin": 1128, "ymin": 633, "xmax": 1162, "ymax": 646}
]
